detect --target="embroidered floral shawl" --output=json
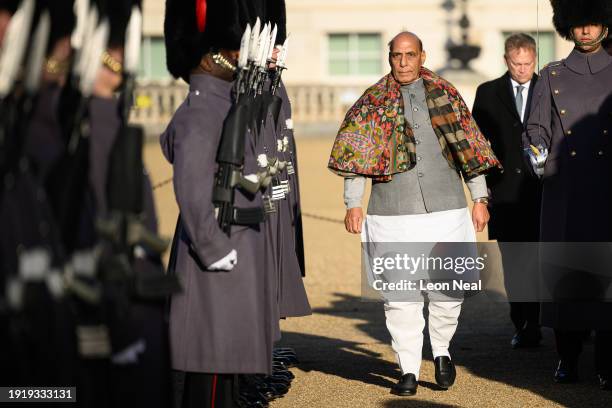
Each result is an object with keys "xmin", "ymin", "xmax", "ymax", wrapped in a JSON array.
[{"xmin": 328, "ymin": 67, "xmax": 501, "ymax": 181}]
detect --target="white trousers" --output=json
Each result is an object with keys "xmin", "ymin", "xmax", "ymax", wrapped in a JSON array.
[
  {"xmin": 385, "ymin": 299, "xmax": 462, "ymax": 379},
  {"xmin": 362, "ymin": 208, "xmax": 476, "ymax": 379}
]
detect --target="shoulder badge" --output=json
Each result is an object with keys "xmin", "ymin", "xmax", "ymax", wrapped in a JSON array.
[{"xmin": 543, "ymin": 60, "xmax": 563, "ymax": 69}]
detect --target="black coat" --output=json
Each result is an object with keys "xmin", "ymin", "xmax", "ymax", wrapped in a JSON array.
[{"xmin": 473, "ymin": 72, "xmax": 541, "ymax": 241}]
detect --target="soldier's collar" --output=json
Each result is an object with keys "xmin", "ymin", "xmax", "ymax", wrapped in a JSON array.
[
  {"xmin": 565, "ymin": 48, "xmax": 612, "ymax": 75},
  {"xmin": 188, "ymin": 73, "xmax": 233, "ymax": 101}
]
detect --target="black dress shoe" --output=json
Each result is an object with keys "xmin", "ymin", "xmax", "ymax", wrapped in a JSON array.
[
  {"xmin": 390, "ymin": 373, "xmax": 418, "ymax": 396},
  {"xmin": 434, "ymin": 356, "xmax": 456, "ymax": 389},
  {"xmin": 554, "ymin": 360, "xmax": 578, "ymax": 383},
  {"xmin": 599, "ymin": 374, "xmax": 612, "ymax": 390},
  {"xmin": 511, "ymin": 327, "xmax": 542, "ymax": 349}
]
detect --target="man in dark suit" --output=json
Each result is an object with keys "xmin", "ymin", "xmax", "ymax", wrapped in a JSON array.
[{"xmin": 473, "ymin": 33, "xmax": 542, "ymax": 349}]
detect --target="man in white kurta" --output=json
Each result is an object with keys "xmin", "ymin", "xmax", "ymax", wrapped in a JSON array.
[{"xmin": 342, "ymin": 32, "xmax": 491, "ymax": 396}]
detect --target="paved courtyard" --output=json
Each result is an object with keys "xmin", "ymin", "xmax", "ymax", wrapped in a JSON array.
[{"xmin": 145, "ymin": 137, "xmax": 612, "ymax": 408}]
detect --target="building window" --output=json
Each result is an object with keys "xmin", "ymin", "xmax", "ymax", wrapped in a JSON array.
[
  {"xmin": 328, "ymin": 33, "xmax": 382, "ymax": 76},
  {"xmin": 502, "ymin": 31, "xmax": 556, "ymax": 68},
  {"xmin": 139, "ymin": 36, "xmax": 170, "ymax": 80}
]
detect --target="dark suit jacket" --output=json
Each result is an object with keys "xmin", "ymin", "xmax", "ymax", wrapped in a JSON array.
[{"xmin": 473, "ymin": 72, "xmax": 541, "ymax": 241}]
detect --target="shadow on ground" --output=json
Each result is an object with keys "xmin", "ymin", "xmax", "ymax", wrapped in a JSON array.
[
  {"xmin": 279, "ymin": 328, "xmax": 399, "ymax": 389},
  {"xmin": 280, "ymin": 292, "xmax": 612, "ymax": 408},
  {"xmin": 382, "ymin": 401, "xmax": 461, "ymax": 408}
]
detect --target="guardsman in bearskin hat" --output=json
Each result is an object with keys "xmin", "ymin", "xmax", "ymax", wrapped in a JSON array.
[
  {"xmin": 524, "ymin": 0, "xmax": 612, "ymax": 390},
  {"xmin": 0, "ymin": 0, "xmax": 176, "ymax": 405},
  {"xmin": 162, "ymin": 1, "xmax": 282, "ymax": 406}
]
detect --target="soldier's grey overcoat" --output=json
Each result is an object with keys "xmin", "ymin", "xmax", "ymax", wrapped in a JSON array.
[
  {"xmin": 161, "ymin": 73, "xmax": 276, "ymax": 374},
  {"xmin": 524, "ymin": 47, "xmax": 612, "ymax": 330},
  {"xmin": 256, "ymin": 86, "xmax": 310, "ymax": 320},
  {"xmin": 274, "ymin": 84, "xmax": 310, "ymax": 317}
]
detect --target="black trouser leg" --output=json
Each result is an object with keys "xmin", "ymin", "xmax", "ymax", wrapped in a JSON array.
[
  {"xmin": 595, "ymin": 330, "xmax": 612, "ymax": 376},
  {"xmin": 555, "ymin": 329, "xmax": 588, "ymax": 362},
  {"xmin": 510, "ymin": 302, "xmax": 540, "ymax": 331},
  {"xmin": 523, "ymin": 302, "xmax": 540, "ymax": 329},
  {"xmin": 182, "ymin": 372, "xmax": 237, "ymax": 408},
  {"xmin": 509, "ymin": 302, "xmax": 526, "ymax": 331}
]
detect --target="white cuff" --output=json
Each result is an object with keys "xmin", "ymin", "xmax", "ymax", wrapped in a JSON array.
[{"xmin": 208, "ymin": 249, "xmax": 238, "ymax": 271}]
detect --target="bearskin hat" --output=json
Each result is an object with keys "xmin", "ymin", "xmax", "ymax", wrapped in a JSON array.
[
  {"xmin": 89, "ymin": 0, "xmax": 141, "ymax": 48},
  {"xmin": 47, "ymin": 0, "xmax": 75, "ymax": 47},
  {"xmin": 0, "ymin": 0, "xmax": 19, "ymax": 13},
  {"xmin": 164, "ymin": 0, "xmax": 286, "ymax": 83},
  {"xmin": 550, "ymin": 0, "xmax": 612, "ymax": 40}
]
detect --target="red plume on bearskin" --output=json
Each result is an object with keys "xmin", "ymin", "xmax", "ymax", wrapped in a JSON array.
[{"xmin": 195, "ymin": 0, "xmax": 206, "ymax": 33}]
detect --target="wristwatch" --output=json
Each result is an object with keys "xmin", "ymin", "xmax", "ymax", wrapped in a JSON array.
[{"xmin": 473, "ymin": 197, "xmax": 489, "ymax": 205}]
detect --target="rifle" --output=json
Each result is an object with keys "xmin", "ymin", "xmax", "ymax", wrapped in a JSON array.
[
  {"xmin": 0, "ymin": 0, "xmax": 35, "ymax": 178},
  {"xmin": 212, "ymin": 21, "xmax": 271, "ymax": 236},
  {"xmin": 97, "ymin": 4, "xmax": 178, "ymax": 298},
  {"xmin": 45, "ymin": 0, "xmax": 109, "ymax": 256}
]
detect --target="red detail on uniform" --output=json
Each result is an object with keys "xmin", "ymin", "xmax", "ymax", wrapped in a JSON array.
[
  {"xmin": 196, "ymin": 0, "xmax": 207, "ymax": 33},
  {"xmin": 211, "ymin": 374, "xmax": 218, "ymax": 408}
]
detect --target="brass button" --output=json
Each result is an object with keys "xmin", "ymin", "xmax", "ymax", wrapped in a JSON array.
[
  {"xmin": 566, "ymin": 129, "xmax": 572, "ymax": 135},
  {"xmin": 598, "ymin": 151, "xmax": 604, "ymax": 156},
  {"xmin": 551, "ymin": 70, "xmax": 557, "ymax": 76},
  {"xmin": 570, "ymin": 150, "xmax": 577, "ymax": 157},
  {"xmin": 554, "ymin": 89, "xmax": 559, "ymax": 95},
  {"xmin": 560, "ymin": 109, "xmax": 567, "ymax": 116}
]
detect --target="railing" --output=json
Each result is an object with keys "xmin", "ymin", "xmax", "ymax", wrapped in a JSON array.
[
  {"xmin": 131, "ymin": 81, "xmax": 363, "ymax": 136},
  {"xmin": 130, "ymin": 81, "xmax": 188, "ymax": 137}
]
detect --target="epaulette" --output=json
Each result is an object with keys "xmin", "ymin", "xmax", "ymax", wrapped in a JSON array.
[{"xmin": 543, "ymin": 60, "xmax": 563, "ymax": 69}]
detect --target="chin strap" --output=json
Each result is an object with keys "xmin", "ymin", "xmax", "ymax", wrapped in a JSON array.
[
  {"xmin": 211, "ymin": 52, "xmax": 237, "ymax": 72},
  {"xmin": 570, "ymin": 26, "xmax": 609, "ymax": 48}
]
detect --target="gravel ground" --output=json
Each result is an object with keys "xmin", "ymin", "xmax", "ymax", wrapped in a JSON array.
[{"xmin": 145, "ymin": 137, "xmax": 612, "ymax": 408}]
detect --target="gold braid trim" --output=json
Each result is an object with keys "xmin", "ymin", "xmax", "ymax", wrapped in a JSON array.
[
  {"xmin": 101, "ymin": 51, "xmax": 123, "ymax": 74},
  {"xmin": 45, "ymin": 58, "xmax": 70, "ymax": 75}
]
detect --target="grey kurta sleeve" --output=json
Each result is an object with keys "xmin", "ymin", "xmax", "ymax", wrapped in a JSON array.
[
  {"xmin": 344, "ymin": 176, "xmax": 366, "ymax": 209},
  {"xmin": 524, "ymin": 70, "xmax": 552, "ymax": 150},
  {"xmin": 170, "ymin": 114, "xmax": 234, "ymax": 268},
  {"xmin": 465, "ymin": 174, "xmax": 488, "ymax": 201}
]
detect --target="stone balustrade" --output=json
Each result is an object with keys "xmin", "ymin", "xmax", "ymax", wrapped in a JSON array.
[{"xmin": 131, "ymin": 81, "xmax": 364, "ymax": 137}]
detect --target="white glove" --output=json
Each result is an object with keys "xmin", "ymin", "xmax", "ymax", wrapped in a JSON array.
[
  {"xmin": 208, "ymin": 249, "xmax": 237, "ymax": 271},
  {"xmin": 525, "ymin": 144, "xmax": 548, "ymax": 177}
]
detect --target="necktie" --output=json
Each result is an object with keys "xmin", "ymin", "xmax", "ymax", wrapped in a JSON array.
[{"xmin": 515, "ymin": 85, "xmax": 524, "ymax": 121}]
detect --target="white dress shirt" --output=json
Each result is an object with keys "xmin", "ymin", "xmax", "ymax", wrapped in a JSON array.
[{"xmin": 510, "ymin": 78, "xmax": 531, "ymax": 122}]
